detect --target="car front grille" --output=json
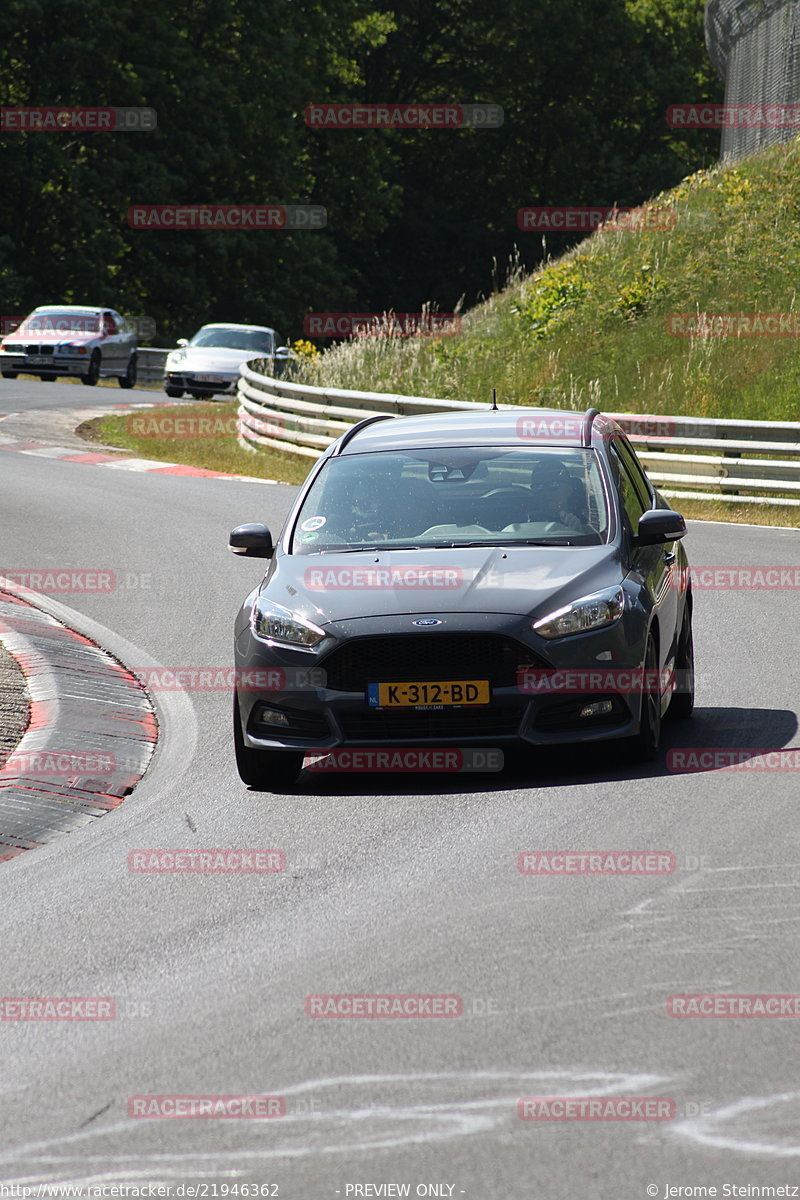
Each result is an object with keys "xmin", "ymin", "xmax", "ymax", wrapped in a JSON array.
[
  {"xmin": 339, "ymin": 706, "xmax": 523, "ymax": 741},
  {"xmin": 13, "ymin": 344, "xmax": 54, "ymax": 355},
  {"xmin": 321, "ymin": 634, "xmax": 547, "ymax": 692}
]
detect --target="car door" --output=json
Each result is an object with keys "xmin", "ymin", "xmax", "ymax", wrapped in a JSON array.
[
  {"xmin": 113, "ymin": 312, "xmax": 136, "ymax": 365},
  {"xmin": 101, "ymin": 311, "xmax": 122, "ymax": 370},
  {"xmin": 608, "ymin": 437, "xmax": 679, "ymax": 680}
]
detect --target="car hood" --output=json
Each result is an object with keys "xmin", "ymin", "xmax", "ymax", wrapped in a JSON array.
[
  {"xmin": 171, "ymin": 346, "xmax": 259, "ymax": 371},
  {"xmin": 263, "ymin": 544, "xmax": 623, "ymax": 625},
  {"xmin": 5, "ymin": 330, "xmax": 99, "ymax": 344}
]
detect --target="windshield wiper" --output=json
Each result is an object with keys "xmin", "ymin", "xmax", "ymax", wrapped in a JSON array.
[
  {"xmin": 461, "ymin": 538, "xmax": 576, "ymax": 547},
  {"xmin": 310, "ymin": 538, "xmax": 581, "ymax": 553}
]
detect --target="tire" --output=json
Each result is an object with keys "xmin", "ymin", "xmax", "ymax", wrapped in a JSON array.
[
  {"xmin": 667, "ymin": 605, "xmax": 695, "ymax": 720},
  {"xmin": 233, "ymin": 695, "xmax": 303, "ymax": 790},
  {"xmin": 164, "ymin": 386, "xmax": 183, "ymax": 398},
  {"xmin": 191, "ymin": 391, "xmax": 209, "ymax": 400},
  {"xmin": 627, "ymin": 634, "xmax": 661, "ymax": 761},
  {"xmin": 2, "ymin": 372, "xmax": 17, "ymax": 379},
  {"xmin": 81, "ymin": 352, "xmax": 100, "ymax": 386},
  {"xmin": 118, "ymin": 353, "xmax": 137, "ymax": 389}
]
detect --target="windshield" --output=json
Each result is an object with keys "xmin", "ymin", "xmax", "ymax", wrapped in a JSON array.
[
  {"xmin": 291, "ymin": 447, "xmax": 610, "ymax": 553},
  {"xmin": 21, "ymin": 312, "xmax": 100, "ymax": 334},
  {"xmin": 189, "ymin": 328, "xmax": 273, "ymax": 352}
]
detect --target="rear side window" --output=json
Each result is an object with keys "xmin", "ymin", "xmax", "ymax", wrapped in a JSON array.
[
  {"xmin": 608, "ymin": 442, "xmax": 646, "ymax": 534},
  {"xmin": 615, "ymin": 436, "xmax": 653, "ymax": 509}
]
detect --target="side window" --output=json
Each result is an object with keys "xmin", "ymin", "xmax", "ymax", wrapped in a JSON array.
[
  {"xmin": 615, "ymin": 436, "xmax": 653, "ymax": 510},
  {"xmin": 103, "ymin": 313, "xmax": 118, "ymax": 336},
  {"xmin": 608, "ymin": 442, "xmax": 646, "ymax": 534}
]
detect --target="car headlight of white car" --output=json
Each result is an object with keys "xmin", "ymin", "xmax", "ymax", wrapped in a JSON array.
[
  {"xmin": 532, "ymin": 586, "xmax": 625, "ymax": 640},
  {"xmin": 250, "ymin": 597, "xmax": 327, "ymax": 650}
]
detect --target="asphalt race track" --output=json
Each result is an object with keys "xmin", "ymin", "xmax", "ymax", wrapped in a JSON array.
[{"xmin": 2, "ymin": 380, "xmax": 800, "ymax": 1198}]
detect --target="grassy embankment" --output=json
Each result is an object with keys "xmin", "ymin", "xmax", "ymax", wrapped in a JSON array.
[{"xmin": 82, "ymin": 138, "xmax": 800, "ymax": 522}]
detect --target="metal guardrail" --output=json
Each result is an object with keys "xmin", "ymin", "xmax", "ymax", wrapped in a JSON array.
[
  {"xmin": 236, "ymin": 363, "xmax": 800, "ymax": 506},
  {"xmin": 136, "ymin": 347, "xmax": 170, "ymax": 387}
]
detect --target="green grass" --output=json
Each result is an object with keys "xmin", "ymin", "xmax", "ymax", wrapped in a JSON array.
[
  {"xmin": 295, "ymin": 137, "xmax": 800, "ymax": 424},
  {"xmin": 667, "ymin": 498, "xmax": 800, "ymax": 528},
  {"xmin": 76, "ymin": 400, "xmax": 311, "ymax": 484}
]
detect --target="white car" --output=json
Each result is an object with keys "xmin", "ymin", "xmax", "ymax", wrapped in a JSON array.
[
  {"xmin": 163, "ymin": 323, "xmax": 294, "ymax": 398},
  {"xmin": 0, "ymin": 305, "xmax": 137, "ymax": 387}
]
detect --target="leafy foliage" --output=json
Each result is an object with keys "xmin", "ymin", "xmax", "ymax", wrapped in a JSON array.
[{"xmin": 0, "ymin": 0, "xmax": 720, "ymax": 343}]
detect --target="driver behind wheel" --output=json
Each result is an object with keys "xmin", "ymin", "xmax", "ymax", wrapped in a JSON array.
[{"xmin": 526, "ymin": 459, "xmax": 586, "ymax": 531}]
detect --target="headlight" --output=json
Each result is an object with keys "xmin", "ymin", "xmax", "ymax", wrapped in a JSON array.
[
  {"xmin": 250, "ymin": 597, "xmax": 327, "ymax": 650},
  {"xmin": 532, "ymin": 586, "xmax": 625, "ymax": 640},
  {"xmin": 167, "ymin": 350, "xmax": 186, "ymax": 365}
]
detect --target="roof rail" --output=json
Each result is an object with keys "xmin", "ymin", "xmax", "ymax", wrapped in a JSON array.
[
  {"xmin": 333, "ymin": 413, "xmax": 394, "ymax": 454},
  {"xmin": 581, "ymin": 407, "xmax": 600, "ymax": 448}
]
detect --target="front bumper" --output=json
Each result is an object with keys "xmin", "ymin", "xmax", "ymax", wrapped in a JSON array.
[
  {"xmin": 0, "ymin": 352, "xmax": 91, "ymax": 375},
  {"xmin": 165, "ymin": 370, "xmax": 237, "ymax": 394},
  {"xmin": 233, "ymin": 615, "xmax": 648, "ymax": 752}
]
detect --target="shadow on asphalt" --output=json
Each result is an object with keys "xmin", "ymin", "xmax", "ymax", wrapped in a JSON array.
[{"xmin": 248, "ymin": 706, "xmax": 799, "ymax": 797}]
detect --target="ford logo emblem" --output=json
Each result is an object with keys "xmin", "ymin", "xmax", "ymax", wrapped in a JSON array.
[{"xmin": 412, "ymin": 618, "xmax": 442, "ymax": 626}]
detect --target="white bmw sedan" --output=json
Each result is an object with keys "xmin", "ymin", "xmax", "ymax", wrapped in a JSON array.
[{"xmin": 0, "ymin": 305, "xmax": 137, "ymax": 386}]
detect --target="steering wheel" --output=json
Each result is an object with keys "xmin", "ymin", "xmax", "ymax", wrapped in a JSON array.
[
  {"xmin": 476, "ymin": 485, "xmax": 532, "ymax": 528},
  {"xmin": 479, "ymin": 486, "xmax": 530, "ymax": 500}
]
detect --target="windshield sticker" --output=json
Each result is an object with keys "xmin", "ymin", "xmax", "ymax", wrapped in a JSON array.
[{"xmin": 301, "ymin": 516, "xmax": 326, "ymax": 531}]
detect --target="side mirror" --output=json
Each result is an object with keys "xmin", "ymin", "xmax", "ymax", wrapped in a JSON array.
[
  {"xmin": 229, "ymin": 523, "xmax": 274, "ymax": 558},
  {"xmin": 634, "ymin": 508, "xmax": 686, "ymax": 547},
  {"xmin": 176, "ymin": 337, "xmax": 189, "ymax": 348}
]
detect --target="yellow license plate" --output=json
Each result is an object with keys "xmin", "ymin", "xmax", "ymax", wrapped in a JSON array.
[{"xmin": 367, "ymin": 680, "xmax": 490, "ymax": 707}]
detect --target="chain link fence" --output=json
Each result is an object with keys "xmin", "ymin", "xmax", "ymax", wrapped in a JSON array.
[{"xmin": 705, "ymin": 0, "xmax": 800, "ymax": 160}]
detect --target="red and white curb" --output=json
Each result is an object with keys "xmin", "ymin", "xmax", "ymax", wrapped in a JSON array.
[
  {"xmin": 0, "ymin": 582, "xmax": 157, "ymax": 862},
  {"xmin": 0, "ymin": 401, "xmax": 269, "ymax": 483}
]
